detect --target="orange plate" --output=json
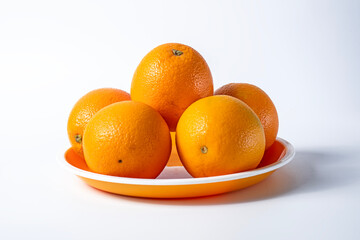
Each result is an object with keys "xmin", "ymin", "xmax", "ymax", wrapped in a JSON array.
[{"xmin": 60, "ymin": 138, "xmax": 295, "ymax": 199}]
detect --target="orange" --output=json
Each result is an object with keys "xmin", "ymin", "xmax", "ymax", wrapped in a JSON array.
[
  {"xmin": 166, "ymin": 132, "xmax": 183, "ymax": 167},
  {"xmin": 131, "ymin": 43, "xmax": 213, "ymax": 131},
  {"xmin": 67, "ymin": 88, "xmax": 130, "ymax": 158},
  {"xmin": 82, "ymin": 101, "xmax": 171, "ymax": 178},
  {"xmin": 215, "ymin": 83, "xmax": 279, "ymax": 150},
  {"xmin": 176, "ymin": 95, "xmax": 265, "ymax": 178}
]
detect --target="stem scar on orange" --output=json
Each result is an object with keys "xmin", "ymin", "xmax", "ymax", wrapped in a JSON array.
[
  {"xmin": 83, "ymin": 101, "xmax": 171, "ymax": 179},
  {"xmin": 131, "ymin": 43, "xmax": 214, "ymax": 131},
  {"xmin": 67, "ymin": 88, "xmax": 131, "ymax": 158},
  {"xmin": 215, "ymin": 83, "xmax": 279, "ymax": 150},
  {"xmin": 176, "ymin": 95, "xmax": 266, "ymax": 178}
]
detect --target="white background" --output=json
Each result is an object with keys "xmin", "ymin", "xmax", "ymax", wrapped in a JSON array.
[{"xmin": 1, "ymin": 0, "xmax": 360, "ymax": 239}]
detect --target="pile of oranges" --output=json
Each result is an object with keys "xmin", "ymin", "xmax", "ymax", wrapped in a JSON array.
[{"xmin": 67, "ymin": 43, "xmax": 279, "ymax": 179}]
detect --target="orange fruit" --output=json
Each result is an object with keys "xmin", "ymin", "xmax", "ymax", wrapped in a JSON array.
[
  {"xmin": 67, "ymin": 88, "xmax": 130, "ymax": 158},
  {"xmin": 131, "ymin": 43, "xmax": 213, "ymax": 131},
  {"xmin": 82, "ymin": 101, "xmax": 171, "ymax": 178},
  {"xmin": 215, "ymin": 83, "xmax": 279, "ymax": 150},
  {"xmin": 166, "ymin": 132, "xmax": 183, "ymax": 167},
  {"xmin": 176, "ymin": 95, "xmax": 265, "ymax": 178}
]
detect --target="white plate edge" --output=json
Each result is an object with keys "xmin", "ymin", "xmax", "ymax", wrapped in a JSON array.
[{"xmin": 57, "ymin": 137, "xmax": 295, "ymax": 186}]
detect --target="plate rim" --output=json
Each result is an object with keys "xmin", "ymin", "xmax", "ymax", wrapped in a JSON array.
[{"xmin": 58, "ymin": 137, "xmax": 295, "ymax": 186}]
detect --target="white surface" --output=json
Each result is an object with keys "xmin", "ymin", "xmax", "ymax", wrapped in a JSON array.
[{"xmin": 0, "ymin": 0, "xmax": 359, "ymax": 239}]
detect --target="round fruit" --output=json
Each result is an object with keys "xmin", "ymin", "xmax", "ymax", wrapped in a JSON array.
[
  {"xmin": 166, "ymin": 132, "xmax": 183, "ymax": 167},
  {"xmin": 83, "ymin": 101, "xmax": 171, "ymax": 178},
  {"xmin": 67, "ymin": 88, "xmax": 131, "ymax": 158},
  {"xmin": 176, "ymin": 95, "xmax": 265, "ymax": 178},
  {"xmin": 215, "ymin": 83, "xmax": 279, "ymax": 150},
  {"xmin": 131, "ymin": 43, "xmax": 213, "ymax": 131}
]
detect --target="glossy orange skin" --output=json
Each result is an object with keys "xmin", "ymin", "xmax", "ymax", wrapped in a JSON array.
[
  {"xmin": 131, "ymin": 43, "xmax": 214, "ymax": 131},
  {"xmin": 83, "ymin": 101, "xmax": 171, "ymax": 179},
  {"xmin": 215, "ymin": 83, "xmax": 279, "ymax": 150},
  {"xmin": 67, "ymin": 88, "xmax": 131, "ymax": 158},
  {"xmin": 176, "ymin": 95, "xmax": 265, "ymax": 178}
]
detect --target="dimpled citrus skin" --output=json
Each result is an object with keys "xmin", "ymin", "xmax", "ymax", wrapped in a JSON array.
[
  {"xmin": 215, "ymin": 83, "xmax": 279, "ymax": 150},
  {"xmin": 67, "ymin": 88, "xmax": 131, "ymax": 158},
  {"xmin": 176, "ymin": 95, "xmax": 266, "ymax": 178},
  {"xmin": 83, "ymin": 101, "xmax": 171, "ymax": 179},
  {"xmin": 131, "ymin": 43, "xmax": 213, "ymax": 131}
]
